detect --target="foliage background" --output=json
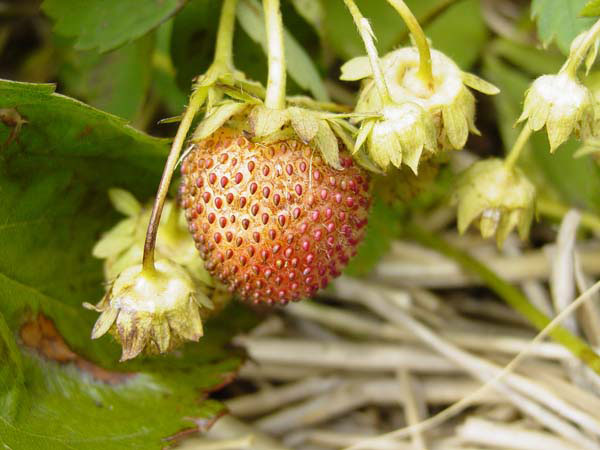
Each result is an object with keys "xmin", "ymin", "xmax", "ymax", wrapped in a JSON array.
[{"xmin": 1, "ymin": 0, "xmax": 600, "ymax": 448}]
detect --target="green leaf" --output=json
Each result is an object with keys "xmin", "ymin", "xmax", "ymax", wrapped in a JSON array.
[
  {"xmin": 59, "ymin": 34, "xmax": 155, "ymax": 121},
  {"xmin": 237, "ymin": 0, "xmax": 329, "ymax": 101},
  {"xmin": 42, "ymin": 0, "xmax": 187, "ymax": 53},
  {"xmin": 344, "ymin": 198, "xmax": 399, "ymax": 277},
  {"xmin": 581, "ymin": 0, "xmax": 600, "ymax": 17},
  {"xmin": 0, "ymin": 80, "xmax": 254, "ymax": 448},
  {"xmin": 531, "ymin": 0, "xmax": 595, "ymax": 54},
  {"xmin": 289, "ymin": 0, "xmax": 326, "ymax": 38}
]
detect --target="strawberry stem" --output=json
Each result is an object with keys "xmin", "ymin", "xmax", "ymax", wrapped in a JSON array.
[
  {"xmin": 562, "ymin": 17, "xmax": 600, "ymax": 77},
  {"xmin": 503, "ymin": 125, "xmax": 532, "ymax": 171},
  {"xmin": 213, "ymin": 0, "xmax": 238, "ymax": 68},
  {"xmin": 142, "ymin": 88, "xmax": 207, "ymax": 272},
  {"xmin": 142, "ymin": 0, "xmax": 241, "ymax": 271},
  {"xmin": 343, "ymin": 0, "xmax": 393, "ymax": 105},
  {"xmin": 263, "ymin": 0, "xmax": 287, "ymax": 110},
  {"xmin": 385, "ymin": 0, "xmax": 434, "ymax": 90}
]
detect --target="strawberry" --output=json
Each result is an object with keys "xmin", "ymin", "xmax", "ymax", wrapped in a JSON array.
[{"xmin": 179, "ymin": 127, "xmax": 371, "ymax": 305}]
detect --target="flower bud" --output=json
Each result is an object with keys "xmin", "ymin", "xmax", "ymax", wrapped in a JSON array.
[
  {"xmin": 357, "ymin": 102, "xmax": 436, "ymax": 173},
  {"xmin": 453, "ymin": 159, "xmax": 536, "ymax": 246},
  {"xmin": 84, "ymin": 259, "xmax": 206, "ymax": 361},
  {"xmin": 518, "ymin": 73, "xmax": 595, "ymax": 152},
  {"xmin": 343, "ymin": 46, "xmax": 499, "ymax": 163}
]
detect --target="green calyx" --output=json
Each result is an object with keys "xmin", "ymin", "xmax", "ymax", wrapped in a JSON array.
[
  {"xmin": 518, "ymin": 72, "xmax": 596, "ymax": 152},
  {"xmin": 355, "ymin": 102, "xmax": 436, "ymax": 174},
  {"xmin": 191, "ymin": 99, "xmax": 375, "ymax": 172},
  {"xmin": 84, "ymin": 259, "xmax": 207, "ymax": 361},
  {"xmin": 343, "ymin": 47, "xmax": 499, "ymax": 172},
  {"xmin": 453, "ymin": 158, "xmax": 536, "ymax": 247},
  {"xmin": 88, "ymin": 189, "xmax": 226, "ymax": 360}
]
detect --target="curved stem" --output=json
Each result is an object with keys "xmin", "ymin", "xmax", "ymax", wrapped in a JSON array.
[
  {"xmin": 213, "ymin": 0, "xmax": 239, "ymax": 68},
  {"xmin": 385, "ymin": 0, "xmax": 434, "ymax": 89},
  {"xmin": 537, "ymin": 197, "xmax": 600, "ymax": 235},
  {"xmin": 563, "ymin": 17, "xmax": 600, "ymax": 77},
  {"xmin": 343, "ymin": 0, "xmax": 392, "ymax": 104},
  {"xmin": 142, "ymin": 89, "xmax": 206, "ymax": 272},
  {"xmin": 263, "ymin": 0, "xmax": 286, "ymax": 110},
  {"xmin": 504, "ymin": 125, "xmax": 532, "ymax": 170},
  {"xmin": 393, "ymin": 0, "xmax": 462, "ymax": 47},
  {"xmin": 406, "ymin": 224, "xmax": 600, "ymax": 374},
  {"xmin": 141, "ymin": 0, "xmax": 241, "ymax": 272}
]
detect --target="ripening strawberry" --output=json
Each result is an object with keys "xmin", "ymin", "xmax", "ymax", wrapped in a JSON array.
[{"xmin": 179, "ymin": 127, "xmax": 371, "ymax": 305}]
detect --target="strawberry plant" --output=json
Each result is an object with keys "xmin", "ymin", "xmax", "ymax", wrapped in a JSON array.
[{"xmin": 4, "ymin": 0, "xmax": 600, "ymax": 448}]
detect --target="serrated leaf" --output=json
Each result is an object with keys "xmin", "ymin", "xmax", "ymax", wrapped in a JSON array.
[
  {"xmin": 0, "ymin": 80, "xmax": 255, "ymax": 448},
  {"xmin": 237, "ymin": 0, "xmax": 329, "ymax": 101},
  {"xmin": 289, "ymin": 107, "xmax": 320, "ymax": 143},
  {"xmin": 42, "ymin": 0, "xmax": 187, "ymax": 53},
  {"xmin": 314, "ymin": 121, "xmax": 341, "ymax": 169},
  {"xmin": 531, "ymin": 0, "xmax": 595, "ymax": 54},
  {"xmin": 581, "ymin": 0, "xmax": 600, "ymax": 16},
  {"xmin": 194, "ymin": 101, "xmax": 248, "ymax": 140}
]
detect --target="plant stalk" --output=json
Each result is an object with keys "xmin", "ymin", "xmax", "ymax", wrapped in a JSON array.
[
  {"xmin": 386, "ymin": 0, "xmax": 434, "ymax": 89},
  {"xmin": 503, "ymin": 125, "xmax": 532, "ymax": 170},
  {"xmin": 406, "ymin": 224, "xmax": 600, "ymax": 374},
  {"xmin": 263, "ymin": 0, "xmax": 287, "ymax": 110},
  {"xmin": 142, "ymin": 89, "xmax": 206, "ymax": 272},
  {"xmin": 142, "ymin": 0, "xmax": 241, "ymax": 271},
  {"xmin": 563, "ymin": 17, "xmax": 600, "ymax": 77},
  {"xmin": 343, "ymin": 0, "xmax": 392, "ymax": 104},
  {"xmin": 537, "ymin": 197, "xmax": 600, "ymax": 235},
  {"xmin": 213, "ymin": 0, "xmax": 239, "ymax": 68}
]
